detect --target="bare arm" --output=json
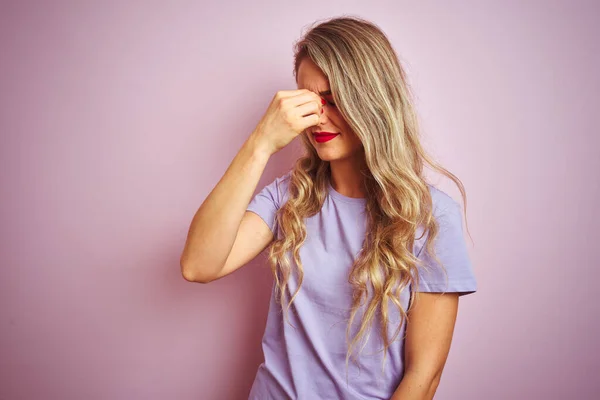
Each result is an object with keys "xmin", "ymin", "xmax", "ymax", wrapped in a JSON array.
[
  {"xmin": 180, "ymin": 135, "xmax": 271, "ymax": 283},
  {"xmin": 390, "ymin": 292, "xmax": 459, "ymax": 400},
  {"xmin": 180, "ymin": 89, "xmax": 324, "ymax": 283}
]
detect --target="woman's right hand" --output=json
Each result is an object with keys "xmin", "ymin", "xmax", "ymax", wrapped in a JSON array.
[{"xmin": 251, "ymin": 89, "xmax": 324, "ymax": 156}]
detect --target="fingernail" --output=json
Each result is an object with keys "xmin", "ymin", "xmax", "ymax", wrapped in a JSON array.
[{"xmin": 321, "ymin": 98, "xmax": 326, "ymax": 105}]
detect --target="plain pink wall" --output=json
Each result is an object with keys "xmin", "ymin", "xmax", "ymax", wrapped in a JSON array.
[{"xmin": 1, "ymin": 1, "xmax": 598, "ymax": 399}]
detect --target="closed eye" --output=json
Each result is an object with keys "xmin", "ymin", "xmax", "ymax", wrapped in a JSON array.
[{"xmin": 317, "ymin": 90, "xmax": 336, "ymax": 108}]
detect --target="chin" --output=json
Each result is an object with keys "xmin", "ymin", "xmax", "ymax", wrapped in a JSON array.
[{"xmin": 315, "ymin": 149, "xmax": 346, "ymax": 162}]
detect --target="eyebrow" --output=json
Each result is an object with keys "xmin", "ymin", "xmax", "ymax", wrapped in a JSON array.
[{"xmin": 318, "ymin": 90, "xmax": 332, "ymax": 96}]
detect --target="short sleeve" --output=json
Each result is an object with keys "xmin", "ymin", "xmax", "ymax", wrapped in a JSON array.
[
  {"xmin": 246, "ymin": 172, "xmax": 290, "ymax": 237},
  {"xmin": 414, "ymin": 195, "xmax": 477, "ymax": 296}
]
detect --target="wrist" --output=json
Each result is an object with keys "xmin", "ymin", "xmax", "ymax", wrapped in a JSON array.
[{"xmin": 246, "ymin": 133, "xmax": 273, "ymax": 160}]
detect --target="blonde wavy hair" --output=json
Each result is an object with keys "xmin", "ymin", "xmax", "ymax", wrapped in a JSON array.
[{"xmin": 266, "ymin": 15, "xmax": 469, "ymax": 378}]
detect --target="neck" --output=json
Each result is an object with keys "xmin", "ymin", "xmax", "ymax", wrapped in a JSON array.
[{"xmin": 329, "ymin": 151, "xmax": 368, "ymax": 199}]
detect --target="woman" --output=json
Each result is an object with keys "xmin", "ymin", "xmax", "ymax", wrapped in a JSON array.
[{"xmin": 181, "ymin": 16, "xmax": 477, "ymax": 400}]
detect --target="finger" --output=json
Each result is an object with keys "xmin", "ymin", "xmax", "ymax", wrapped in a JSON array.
[
  {"xmin": 298, "ymin": 112, "xmax": 320, "ymax": 130},
  {"xmin": 296, "ymin": 100, "xmax": 321, "ymax": 118},
  {"xmin": 276, "ymin": 88, "xmax": 314, "ymax": 99},
  {"xmin": 287, "ymin": 91, "xmax": 323, "ymax": 109}
]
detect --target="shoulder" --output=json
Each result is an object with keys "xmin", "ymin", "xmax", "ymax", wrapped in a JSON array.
[
  {"xmin": 257, "ymin": 169, "xmax": 293, "ymax": 208},
  {"xmin": 247, "ymin": 170, "xmax": 294, "ymax": 236},
  {"xmin": 274, "ymin": 169, "xmax": 293, "ymax": 188},
  {"xmin": 273, "ymin": 169, "xmax": 293, "ymax": 200},
  {"xmin": 427, "ymin": 184, "xmax": 461, "ymax": 220},
  {"xmin": 422, "ymin": 184, "xmax": 465, "ymax": 240}
]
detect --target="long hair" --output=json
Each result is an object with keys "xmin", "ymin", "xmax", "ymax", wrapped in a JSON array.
[{"xmin": 266, "ymin": 15, "xmax": 469, "ymax": 378}]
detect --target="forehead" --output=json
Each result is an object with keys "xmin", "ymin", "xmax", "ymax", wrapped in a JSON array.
[{"xmin": 297, "ymin": 58, "xmax": 330, "ymax": 93}]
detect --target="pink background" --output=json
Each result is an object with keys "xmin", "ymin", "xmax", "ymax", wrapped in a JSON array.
[{"xmin": 1, "ymin": 1, "xmax": 598, "ymax": 399}]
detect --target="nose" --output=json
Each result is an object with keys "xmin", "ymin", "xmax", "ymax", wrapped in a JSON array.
[{"xmin": 318, "ymin": 104, "xmax": 329, "ymax": 125}]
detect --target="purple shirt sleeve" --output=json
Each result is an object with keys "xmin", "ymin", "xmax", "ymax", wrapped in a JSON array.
[
  {"xmin": 246, "ymin": 174, "xmax": 288, "ymax": 237},
  {"xmin": 415, "ymin": 196, "xmax": 478, "ymax": 296}
]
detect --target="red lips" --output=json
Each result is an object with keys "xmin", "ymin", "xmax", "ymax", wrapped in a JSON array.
[
  {"xmin": 314, "ymin": 131, "xmax": 339, "ymax": 136},
  {"xmin": 313, "ymin": 131, "xmax": 339, "ymax": 143}
]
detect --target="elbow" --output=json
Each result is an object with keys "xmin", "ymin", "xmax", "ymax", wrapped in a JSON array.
[
  {"xmin": 426, "ymin": 374, "xmax": 442, "ymax": 399},
  {"xmin": 180, "ymin": 259, "xmax": 213, "ymax": 284},
  {"xmin": 401, "ymin": 369, "xmax": 443, "ymax": 399}
]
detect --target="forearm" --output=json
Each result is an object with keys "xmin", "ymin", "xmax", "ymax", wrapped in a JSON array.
[
  {"xmin": 390, "ymin": 372, "xmax": 439, "ymax": 400},
  {"xmin": 180, "ymin": 134, "xmax": 271, "ymax": 281}
]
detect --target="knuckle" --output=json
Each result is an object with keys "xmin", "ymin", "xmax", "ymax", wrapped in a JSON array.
[
  {"xmin": 282, "ymin": 106, "xmax": 293, "ymax": 119},
  {"xmin": 279, "ymin": 97, "xmax": 291, "ymax": 108},
  {"xmin": 284, "ymin": 112, "xmax": 296, "ymax": 127}
]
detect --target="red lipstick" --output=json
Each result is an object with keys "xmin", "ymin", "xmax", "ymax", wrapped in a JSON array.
[{"xmin": 313, "ymin": 131, "xmax": 339, "ymax": 143}]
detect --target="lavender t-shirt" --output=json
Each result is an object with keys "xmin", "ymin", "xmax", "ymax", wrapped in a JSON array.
[{"xmin": 246, "ymin": 171, "xmax": 477, "ymax": 400}]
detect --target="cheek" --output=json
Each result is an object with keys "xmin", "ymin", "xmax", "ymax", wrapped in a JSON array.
[
  {"xmin": 346, "ymin": 131, "xmax": 363, "ymax": 149},
  {"xmin": 329, "ymin": 114, "xmax": 350, "ymax": 133}
]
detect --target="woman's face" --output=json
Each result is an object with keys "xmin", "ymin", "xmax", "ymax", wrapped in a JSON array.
[{"xmin": 296, "ymin": 58, "xmax": 364, "ymax": 163}]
